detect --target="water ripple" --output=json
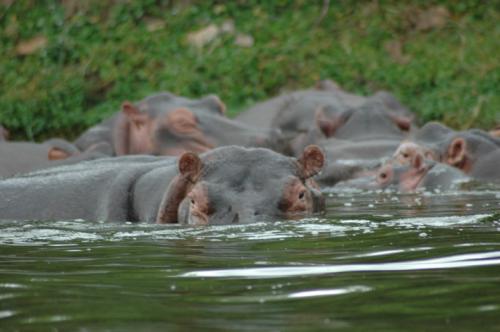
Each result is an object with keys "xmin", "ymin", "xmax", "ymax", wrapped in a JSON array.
[{"xmin": 180, "ymin": 251, "xmax": 500, "ymax": 279}]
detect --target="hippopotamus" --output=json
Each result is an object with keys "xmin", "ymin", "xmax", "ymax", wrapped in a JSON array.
[
  {"xmin": 285, "ymin": 97, "xmax": 414, "ymax": 186},
  {"xmin": 75, "ymin": 92, "xmax": 282, "ymax": 156},
  {"xmin": 236, "ymin": 79, "xmax": 414, "ymax": 137},
  {"xmin": 337, "ymin": 153, "xmax": 470, "ymax": 192},
  {"xmin": 393, "ymin": 122, "xmax": 500, "ymax": 181},
  {"xmin": 0, "ymin": 145, "xmax": 325, "ymax": 224},
  {"xmin": 0, "ymin": 139, "xmax": 111, "ymax": 179},
  {"xmin": 0, "ymin": 125, "xmax": 8, "ymax": 141}
]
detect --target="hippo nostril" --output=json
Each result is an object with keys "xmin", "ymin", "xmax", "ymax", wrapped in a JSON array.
[
  {"xmin": 254, "ymin": 211, "xmax": 260, "ymax": 216},
  {"xmin": 232, "ymin": 213, "xmax": 239, "ymax": 223}
]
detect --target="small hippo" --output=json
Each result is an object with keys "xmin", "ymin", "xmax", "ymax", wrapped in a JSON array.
[
  {"xmin": 338, "ymin": 153, "xmax": 470, "ymax": 192},
  {"xmin": 75, "ymin": 92, "xmax": 281, "ymax": 156},
  {"xmin": 0, "ymin": 138, "xmax": 97, "ymax": 179},
  {"xmin": 393, "ymin": 122, "xmax": 500, "ymax": 181},
  {"xmin": 0, "ymin": 145, "xmax": 325, "ymax": 224}
]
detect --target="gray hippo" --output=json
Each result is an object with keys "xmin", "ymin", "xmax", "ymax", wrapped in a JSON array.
[
  {"xmin": 75, "ymin": 92, "xmax": 282, "ymax": 156},
  {"xmin": 0, "ymin": 145, "xmax": 325, "ymax": 224},
  {"xmin": 337, "ymin": 153, "xmax": 471, "ymax": 192},
  {"xmin": 236, "ymin": 79, "xmax": 413, "ymax": 136},
  {"xmin": 393, "ymin": 122, "xmax": 500, "ymax": 181},
  {"xmin": 0, "ymin": 139, "xmax": 110, "ymax": 179},
  {"xmin": 287, "ymin": 97, "xmax": 414, "ymax": 186}
]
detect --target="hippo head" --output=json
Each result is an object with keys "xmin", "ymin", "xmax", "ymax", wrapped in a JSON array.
[
  {"xmin": 113, "ymin": 97, "xmax": 279, "ymax": 156},
  {"xmin": 156, "ymin": 145, "xmax": 325, "ymax": 225},
  {"xmin": 338, "ymin": 153, "xmax": 432, "ymax": 192},
  {"xmin": 112, "ymin": 95, "xmax": 226, "ymax": 156},
  {"xmin": 314, "ymin": 100, "xmax": 413, "ymax": 141},
  {"xmin": 393, "ymin": 141, "xmax": 439, "ymax": 165}
]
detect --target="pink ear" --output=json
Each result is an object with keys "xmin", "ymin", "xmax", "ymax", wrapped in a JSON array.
[
  {"xmin": 201, "ymin": 95, "xmax": 226, "ymax": 115},
  {"xmin": 298, "ymin": 145, "xmax": 325, "ymax": 178},
  {"xmin": 122, "ymin": 102, "xmax": 148, "ymax": 128},
  {"xmin": 411, "ymin": 153, "xmax": 424, "ymax": 171},
  {"xmin": 156, "ymin": 153, "xmax": 203, "ymax": 224},
  {"xmin": 48, "ymin": 147, "xmax": 71, "ymax": 161},
  {"xmin": 122, "ymin": 101, "xmax": 139, "ymax": 115},
  {"xmin": 389, "ymin": 113, "xmax": 412, "ymax": 131},
  {"xmin": 447, "ymin": 137, "xmax": 467, "ymax": 167},
  {"xmin": 178, "ymin": 152, "xmax": 203, "ymax": 182},
  {"xmin": 315, "ymin": 107, "xmax": 334, "ymax": 137},
  {"xmin": 314, "ymin": 106, "xmax": 347, "ymax": 138}
]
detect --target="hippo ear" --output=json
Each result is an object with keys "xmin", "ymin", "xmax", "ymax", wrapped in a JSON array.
[
  {"xmin": 298, "ymin": 145, "xmax": 325, "ymax": 178},
  {"xmin": 156, "ymin": 152, "xmax": 204, "ymax": 224},
  {"xmin": 388, "ymin": 113, "xmax": 412, "ymax": 132},
  {"xmin": 113, "ymin": 102, "xmax": 152, "ymax": 155},
  {"xmin": 315, "ymin": 106, "xmax": 348, "ymax": 138},
  {"xmin": 178, "ymin": 152, "xmax": 203, "ymax": 182},
  {"xmin": 167, "ymin": 108, "xmax": 199, "ymax": 134},
  {"xmin": 411, "ymin": 153, "xmax": 424, "ymax": 171},
  {"xmin": 315, "ymin": 79, "xmax": 341, "ymax": 91},
  {"xmin": 447, "ymin": 137, "xmax": 467, "ymax": 167},
  {"xmin": 48, "ymin": 147, "xmax": 71, "ymax": 161},
  {"xmin": 122, "ymin": 102, "xmax": 149, "ymax": 129},
  {"xmin": 199, "ymin": 95, "xmax": 226, "ymax": 115}
]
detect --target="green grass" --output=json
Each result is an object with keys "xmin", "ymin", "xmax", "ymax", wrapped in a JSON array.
[{"xmin": 0, "ymin": 0, "xmax": 498, "ymax": 140}]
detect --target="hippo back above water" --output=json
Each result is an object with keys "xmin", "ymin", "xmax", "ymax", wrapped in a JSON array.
[{"xmin": 0, "ymin": 145, "xmax": 325, "ymax": 224}]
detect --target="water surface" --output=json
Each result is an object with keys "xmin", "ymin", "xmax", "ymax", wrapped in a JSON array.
[{"xmin": 1, "ymin": 189, "xmax": 499, "ymax": 331}]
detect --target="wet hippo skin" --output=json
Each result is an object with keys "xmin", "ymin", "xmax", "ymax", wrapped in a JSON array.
[
  {"xmin": 337, "ymin": 153, "xmax": 470, "ymax": 192},
  {"xmin": 0, "ymin": 145, "xmax": 325, "ymax": 224},
  {"xmin": 393, "ymin": 122, "xmax": 500, "ymax": 181},
  {"xmin": 289, "ymin": 97, "xmax": 415, "ymax": 186},
  {"xmin": 0, "ymin": 139, "xmax": 90, "ymax": 179},
  {"xmin": 75, "ymin": 92, "xmax": 281, "ymax": 156}
]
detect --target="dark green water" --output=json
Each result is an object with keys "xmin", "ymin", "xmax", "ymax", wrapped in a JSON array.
[{"xmin": 1, "ymin": 189, "xmax": 499, "ymax": 331}]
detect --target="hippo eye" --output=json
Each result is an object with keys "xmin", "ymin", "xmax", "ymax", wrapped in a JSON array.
[
  {"xmin": 190, "ymin": 198, "xmax": 195, "ymax": 205},
  {"xmin": 298, "ymin": 190, "xmax": 306, "ymax": 200},
  {"xmin": 402, "ymin": 153, "xmax": 409, "ymax": 158},
  {"xmin": 379, "ymin": 172, "xmax": 387, "ymax": 179}
]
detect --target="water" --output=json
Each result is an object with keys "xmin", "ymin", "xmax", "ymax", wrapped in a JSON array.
[{"xmin": 1, "ymin": 189, "xmax": 499, "ymax": 331}]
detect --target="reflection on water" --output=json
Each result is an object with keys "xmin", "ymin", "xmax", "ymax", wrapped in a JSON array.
[{"xmin": 0, "ymin": 189, "xmax": 499, "ymax": 331}]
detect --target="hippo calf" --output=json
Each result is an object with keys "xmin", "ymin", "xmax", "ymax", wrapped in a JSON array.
[
  {"xmin": 0, "ymin": 139, "xmax": 112, "ymax": 179},
  {"xmin": 338, "ymin": 153, "xmax": 470, "ymax": 192},
  {"xmin": 0, "ymin": 146, "xmax": 325, "ymax": 224},
  {"xmin": 393, "ymin": 122, "xmax": 500, "ymax": 181}
]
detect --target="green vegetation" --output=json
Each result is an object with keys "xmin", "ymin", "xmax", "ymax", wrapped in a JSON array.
[{"xmin": 0, "ymin": 0, "xmax": 498, "ymax": 140}]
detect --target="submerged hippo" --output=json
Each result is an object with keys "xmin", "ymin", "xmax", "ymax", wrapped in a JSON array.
[
  {"xmin": 75, "ymin": 92, "xmax": 282, "ymax": 156},
  {"xmin": 0, "ymin": 145, "xmax": 325, "ymax": 224},
  {"xmin": 0, "ymin": 139, "xmax": 109, "ymax": 179},
  {"xmin": 288, "ymin": 97, "xmax": 414, "ymax": 186},
  {"xmin": 235, "ymin": 79, "xmax": 413, "ymax": 135},
  {"xmin": 393, "ymin": 122, "xmax": 500, "ymax": 181},
  {"xmin": 338, "ymin": 153, "xmax": 470, "ymax": 192}
]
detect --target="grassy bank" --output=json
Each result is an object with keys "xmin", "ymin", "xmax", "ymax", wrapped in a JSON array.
[{"xmin": 0, "ymin": 0, "xmax": 498, "ymax": 140}]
